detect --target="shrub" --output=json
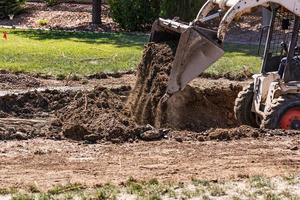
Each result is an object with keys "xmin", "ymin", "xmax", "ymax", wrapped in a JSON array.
[
  {"xmin": 0, "ymin": 0, "xmax": 25, "ymax": 19},
  {"xmin": 44, "ymin": 0, "xmax": 58, "ymax": 7},
  {"xmin": 108, "ymin": 0, "xmax": 160, "ymax": 31},
  {"xmin": 160, "ymin": 0, "xmax": 206, "ymax": 21},
  {"xmin": 36, "ymin": 19, "xmax": 49, "ymax": 26}
]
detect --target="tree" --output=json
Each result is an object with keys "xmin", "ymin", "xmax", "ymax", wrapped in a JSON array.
[
  {"xmin": 92, "ymin": 0, "xmax": 101, "ymax": 25},
  {"xmin": 0, "ymin": 0, "xmax": 25, "ymax": 19},
  {"xmin": 160, "ymin": 0, "xmax": 206, "ymax": 21},
  {"xmin": 108, "ymin": 0, "xmax": 160, "ymax": 31}
]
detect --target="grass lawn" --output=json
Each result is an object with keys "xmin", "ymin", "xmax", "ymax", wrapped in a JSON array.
[
  {"xmin": 209, "ymin": 43, "xmax": 262, "ymax": 76},
  {"xmin": 0, "ymin": 28, "xmax": 148, "ymax": 76},
  {"xmin": 0, "ymin": 28, "xmax": 262, "ymax": 77}
]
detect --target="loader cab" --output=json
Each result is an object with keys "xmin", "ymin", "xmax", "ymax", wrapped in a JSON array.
[{"xmin": 259, "ymin": 6, "xmax": 300, "ymax": 82}]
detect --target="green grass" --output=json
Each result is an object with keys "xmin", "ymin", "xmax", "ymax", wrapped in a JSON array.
[
  {"xmin": 0, "ymin": 28, "xmax": 148, "ymax": 76},
  {"xmin": 0, "ymin": 28, "xmax": 261, "ymax": 77},
  {"xmin": 208, "ymin": 43, "xmax": 262, "ymax": 76},
  {"xmin": 1, "ymin": 176, "xmax": 300, "ymax": 200}
]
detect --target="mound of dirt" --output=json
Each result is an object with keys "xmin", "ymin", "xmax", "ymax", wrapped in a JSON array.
[
  {"xmin": 128, "ymin": 42, "xmax": 242, "ymax": 132},
  {"xmin": 170, "ymin": 125, "xmax": 300, "ymax": 142},
  {"xmin": 0, "ymin": 71, "xmax": 41, "ymax": 89},
  {"xmin": 49, "ymin": 86, "xmax": 167, "ymax": 143},
  {"xmin": 0, "ymin": 89, "xmax": 76, "ymax": 118}
]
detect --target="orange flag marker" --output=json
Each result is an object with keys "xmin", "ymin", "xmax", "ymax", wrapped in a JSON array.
[{"xmin": 3, "ymin": 32, "xmax": 8, "ymax": 40}]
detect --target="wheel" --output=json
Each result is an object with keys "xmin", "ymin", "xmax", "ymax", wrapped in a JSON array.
[
  {"xmin": 234, "ymin": 82, "xmax": 259, "ymax": 127},
  {"xmin": 261, "ymin": 94, "xmax": 300, "ymax": 130}
]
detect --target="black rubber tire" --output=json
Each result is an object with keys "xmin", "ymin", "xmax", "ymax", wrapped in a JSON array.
[
  {"xmin": 234, "ymin": 82, "xmax": 259, "ymax": 127},
  {"xmin": 261, "ymin": 94, "xmax": 300, "ymax": 129}
]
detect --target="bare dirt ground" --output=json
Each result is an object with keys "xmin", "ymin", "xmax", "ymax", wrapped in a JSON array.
[
  {"xmin": 0, "ymin": 70, "xmax": 299, "ymax": 192},
  {"xmin": 0, "ymin": 136, "xmax": 299, "ymax": 190},
  {"xmin": 0, "ymin": 43, "xmax": 299, "ymax": 196}
]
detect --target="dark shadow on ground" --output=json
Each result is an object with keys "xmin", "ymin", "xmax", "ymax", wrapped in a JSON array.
[
  {"xmin": 224, "ymin": 43, "xmax": 260, "ymax": 57},
  {"xmin": 8, "ymin": 29, "xmax": 148, "ymax": 48}
]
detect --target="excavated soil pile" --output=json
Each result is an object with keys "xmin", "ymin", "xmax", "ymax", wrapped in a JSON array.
[
  {"xmin": 128, "ymin": 42, "xmax": 242, "ymax": 132},
  {"xmin": 0, "ymin": 71, "xmax": 41, "ymax": 89},
  {"xmin": 50, "ymin": 86, "xmax": 167, "ymax": 143},
  {"xmin": 169, "ymin": 125, "xmax": 300, "ymax": 142},
  {"xmin": 0, "ymin": 89, "xmax": 76, "ymax": 118}
]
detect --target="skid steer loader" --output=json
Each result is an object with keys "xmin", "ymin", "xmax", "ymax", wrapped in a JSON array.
[{"xmin": 150, "ymin": 0, "xmax": 300, "ymax": 130}]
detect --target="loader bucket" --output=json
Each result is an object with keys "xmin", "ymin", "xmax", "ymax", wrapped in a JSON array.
[{"xmin": 150, "ymin": 18, "xmax": 224, "ymax": 95}]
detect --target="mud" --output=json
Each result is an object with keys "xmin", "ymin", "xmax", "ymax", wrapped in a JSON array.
[{"xmin": 128, "ymin": 42, "xmax": 242, "ymax": 132}]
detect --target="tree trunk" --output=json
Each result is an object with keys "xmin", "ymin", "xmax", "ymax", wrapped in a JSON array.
[{"xmin": 92, "ymin": 0, "xmax": 101, "ymax": 25}]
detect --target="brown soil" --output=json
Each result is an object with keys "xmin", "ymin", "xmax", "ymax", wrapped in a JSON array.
[
  {"xmin": 0, "ymin": 137, "xmax": 299, "ymax": 190},
  {"xmin": 128, "ymin": 42, "xmax": 175, "ymax": 127},
  {"xmin": 0, "ymin": 2, "xmax": 120, "ymax": 32},
  {"xmin": 0, "ymin": 69, "xmax": 299, "ymax": 191},
  {"xmin": 52, "ymin": 86, "xmax": 141, "ymax": 143},
  {"xmin": 0, "ymin": 44, "xmax": 297, "ymax": 144},
  {"xmin": 0, "ymin": 89, "xmax": 76, "ymax": 118},
  {"xmin": 0, "ymin": 70, "xmax": 41, "ymax": 89},
  {"xmin": 128, "ymin": 42, "xmax": 242, "ymax": 132}
]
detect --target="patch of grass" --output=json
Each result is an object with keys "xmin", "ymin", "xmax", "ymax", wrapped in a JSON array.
[
  {"xmin": 283, "ymin": 174, "xmax": 299, "ymax": 185},
  {"xmin": 202, "ymin": 194, "xmax": 210, "ymax": 200},
  {"xmin": 47, "ymin": 183, "xmax": 85, "ymax": 195},
  {"xmin": 36, "ymin": 193, "xmax": 52, "ymax": 200},
  {"xmin": 207, "ymin": 43, "xmax": 261, "ymax": 76},
  {"xmin": 279, "ymin": 190, "xmax": 299, "ymax": 200},
  {"xmin": 0, "ymin": 28, "xmax": 261, "ymax": 78},
  {"xmin": 0, "ymin": 187, "xmax": 18, "ymax": 195},
  {"xmin": 191, "ymin": 178, "xmax": 210, "ymax": 187},
  {"xmin": 232, "ymin": 195, "xmax": 242, "ymax": 200},
  {"xmin": 11, "ymin": 193, "xmax": 34, "ymax": 200},
  {"xmin": 125, "ymin": 177, "xmax": 174, "ymax": 199},
  {"xmin": 209, "ymin": 184, "xmax": 226, "ymax": 197},
  {"xmin": 249, "ymin": 175, "xmax": 273, "ymax": 189},
  {"xmin": 35, "ymin": 19, "xmax": 49, "ymax": 26},
  {"xmin": 96, "ymin": 183, "xmax": 119, "ymax": 200},
  {"xmin": 125, "ymin": 177, "xmax": 145, "ymax": 196},
  {"xmin": 27, "ymin": 183, "xmax": 40, "ymax": 193},
  {"xmin": 264, "ymin": 192, "xmax": 281, "ymax": 200},
  {"xmin": 0, "ymin": 28, "xmax": 147, "ymax": 76}
]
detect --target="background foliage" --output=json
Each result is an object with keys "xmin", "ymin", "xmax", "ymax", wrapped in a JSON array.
[
  {"xmin": 160, "ymin": 0, "xmax": 206, "ymax": 21},
  {"xmin": 108, "ymin": 0, "xmax": 206, "ymax": 31},
  {"xmin": 0, "ymin": 0, "xmax": 25, "ymax": 19},
  {"xmin": 108, "ymin": 0, "xmax": 160, "ymax": 31}
]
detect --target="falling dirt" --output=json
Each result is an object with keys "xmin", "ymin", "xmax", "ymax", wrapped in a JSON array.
[
  {"xmin": 128, "ymin": 42, "xmax": 243, "ymax": 132},
  {"xmin": 128, "ymin": 42, "xmax": 175, "ymax": 127}
]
